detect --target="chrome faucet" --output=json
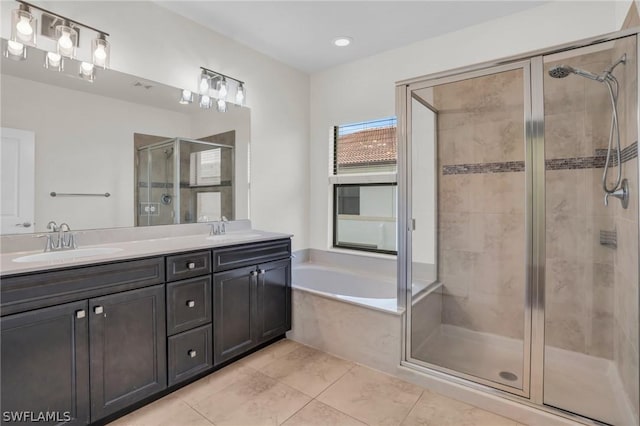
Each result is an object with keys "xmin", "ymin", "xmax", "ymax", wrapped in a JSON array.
[
  {"xmin": 39, "ymin": 222, "xmax": 77, "ymax": 251},
  {"xmin": 221, "ymin": 216, "xmax": 228, "ymax": 234},
  {"xmin": 209, "ymin": 222, "xmax": 220, "ymax": 236},
  {"xmin": 58, "ymin": 223, "xmax": 77, "ymax": 249}
]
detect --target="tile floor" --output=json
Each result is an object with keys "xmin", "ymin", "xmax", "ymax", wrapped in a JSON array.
[{"xmin": 110, "ymin": 339, "xmax": 526, "ymax": 426}]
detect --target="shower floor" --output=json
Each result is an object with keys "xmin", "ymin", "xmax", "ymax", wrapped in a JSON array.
[{"xmin": 412, "ymin": 324, "xmax": 634, "ymax": 425}]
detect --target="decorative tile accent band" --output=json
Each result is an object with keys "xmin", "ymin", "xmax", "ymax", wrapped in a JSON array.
[{"xmin": 443, "ymin": 141, "xmax": 638, "ymax": 175}]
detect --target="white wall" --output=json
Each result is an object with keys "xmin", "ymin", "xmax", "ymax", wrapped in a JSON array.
[
  {"xmin": 0, "ymin": 1, "xmax": 310, "ymax": 250},
  {"xmin": 309, "ymin": 1, "xmax": 621, "ymax": 252}
]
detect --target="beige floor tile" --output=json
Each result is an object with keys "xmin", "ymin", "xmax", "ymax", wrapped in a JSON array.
[
  {"xmin": 172, "ymin": 362, "xmax": 255, "ymax": 406},
  {"xmin": 240, "ymin": 339, "xmax": 303, "ymax": 369},
  {"xmin": 282, "ymin": 400, "xmax": 366, "ymax": 426},
  {"xmin": 261, "ymin": 345, "xmax": 354, "ymax": 397},
  {"xmin": 401, "ymin": 391, "xmax": 519, "ymax": 426},
  {"xmin": 317, "ymin": 365, "xmax": 423, "ymax": 426},
  {"xmin": 109, "ymin": 395, "xmax": 212, "ymax": 426},
  {"xmin": 192, "ymin": 369, "xmax": 311, "ymax": 425}
]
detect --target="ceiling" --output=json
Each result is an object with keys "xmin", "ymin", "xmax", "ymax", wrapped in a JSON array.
[{"xmin": 157, "ymin": 1, "xmax": 544, "ymax": 73}]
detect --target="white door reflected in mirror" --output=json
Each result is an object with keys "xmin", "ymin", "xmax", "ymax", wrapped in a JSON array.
[{"xmin": 1, "ymin": 128, "xmax": 35, "ymax": 235}]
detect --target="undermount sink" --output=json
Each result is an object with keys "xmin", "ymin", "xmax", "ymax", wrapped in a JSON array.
[
  {"xmin": 206, "ymin": 232, "xmax": 262, "ymax": 242},
  {"xmin": 12, "ymin": 247, "xmax": 124, "ymax": 263}
]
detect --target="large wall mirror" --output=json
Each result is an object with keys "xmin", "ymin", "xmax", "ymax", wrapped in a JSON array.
[{"xmin": 0, "ymin": 40, "xmax": 250, "ymax": 235}]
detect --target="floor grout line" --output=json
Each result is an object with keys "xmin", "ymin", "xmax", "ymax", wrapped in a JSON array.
[{"xmin": 398, "ymin": 390, "xmax": 425, "ymax": 426}]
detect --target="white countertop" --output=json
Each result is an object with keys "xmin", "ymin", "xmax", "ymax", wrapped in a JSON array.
[{"xmin": 0, "ymin": 230, "xmax": 291, "ymax": 276}]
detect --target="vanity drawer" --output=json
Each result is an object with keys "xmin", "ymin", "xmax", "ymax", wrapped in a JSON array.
[
  {"xmin": 166, "ymin": 251, "xmax": 211, "ymax": 282},
  {"xmin": 166, "ymin": 276, "xmax": 212, "ymax": 336},
  {"xmin": 1, "ymin": 257, "xmax": 165, "ymax": 316},
  {"xmin": 168, "ymin": 324, "xmax": 213, "ymax": 386},
  {"xmin": 213, "ymin": 239, "xmax": 291, "ymax": 272}
]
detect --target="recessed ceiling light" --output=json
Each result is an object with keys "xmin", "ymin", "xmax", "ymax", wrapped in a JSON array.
[{"xmin": 333, "ymin": 37, "xmax": 352, "ymax": 47}]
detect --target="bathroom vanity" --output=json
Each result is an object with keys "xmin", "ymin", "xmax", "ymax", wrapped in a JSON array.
[{"xmin": 0, "ymin": 233, "xmax": 291, "ymax": 425}]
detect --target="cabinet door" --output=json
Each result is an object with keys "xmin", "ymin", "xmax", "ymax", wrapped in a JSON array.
[
  {"xmin": 213, "ymin": 266, "xmax": 257, "ymax": 365},
  {"xmin": 256, "ymin": 259, "xmax": 291, "ymax": 343},
  {"xmin": 89, "ymin": 285, "xmax": 166, "ymax": 422},
  {"xmin": 1, "ymin": 301, "xmax": 89, "ymax": 425}
]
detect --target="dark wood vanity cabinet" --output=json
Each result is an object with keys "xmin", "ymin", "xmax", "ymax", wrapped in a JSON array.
[
  {"xmin": 0, "ymin": 301, "xmax": 90, "ymax": 425},
  {"xmin": 0, "ymin": 258, "xmax": 166, "ymax": 425},
  {"xmin": 213, "ymin": 239, "xmax": 291, "ymax": 365},
  {"xmin": 0, "ymin": 237, "xmax": 291, "ymax": 425},
  {"xmin": 89, "ymin": 285, "xmax": 167, "ymax": 421}
]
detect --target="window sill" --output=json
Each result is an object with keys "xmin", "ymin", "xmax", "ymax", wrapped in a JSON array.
[{"xmin": 327, "ymin": 246, "xmax": 397, "ymax": 260}]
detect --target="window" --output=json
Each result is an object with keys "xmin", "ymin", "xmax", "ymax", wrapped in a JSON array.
[{"xmin": 331, "ymin": 117, "xmax": 397, "ymax": 254}]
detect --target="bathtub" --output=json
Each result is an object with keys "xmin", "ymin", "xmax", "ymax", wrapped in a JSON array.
[
  {"xmin": 288, "ymin": 262, "xmax": 403, "ymax": 374},
  {"xmin": 292, "ymin": 264, "xmax": 399, "ymax": 313}
]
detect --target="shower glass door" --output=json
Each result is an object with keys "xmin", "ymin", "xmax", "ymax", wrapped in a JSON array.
[
  {"xmin": 406, "ymin": 62, "xmax": 532, "ymax": 396},
  {"xmin": 542, "ymin": 35, "xmax": 639, "ymax": 425}
]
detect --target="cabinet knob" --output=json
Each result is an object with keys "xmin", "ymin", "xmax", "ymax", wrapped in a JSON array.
[
  {"xmin": 187, "ymin": 262, "xmax": 196, "ymax": 270},
  {"xmin": 188, "ymin": 350, "xmax": 197, "ymax": 358},
  {"xmin": 76, "ymin": 310, "xmax": 86, "ymax": 319},
  {"xmin": 259, "ymin": 269, "xmax": 266, "ymax": 275},
  {"xmin": 94, "ymin": 306, "xmax": 104, "ymax": 314},
  {"xmin": 186, "ymin": 300, "xmax": 196, "ymax": 308},
  {"xmin": 250, "ymin": 271, "xmax": 257, "ymax": 277}
]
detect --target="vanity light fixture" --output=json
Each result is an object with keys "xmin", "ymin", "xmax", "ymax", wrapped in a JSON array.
[
  {"xmin": 197, "ymin": 67, "xmax": 246, "ymax": 111},
  {"xmin": 4, "ymin": 40, "xmax": 27, "ymax": 61},
  {"xmin": 216, "ymin": 98, "xmax": 227, "ymax": 113},
  {"xmin": 11, "ymin": 3, "xmax": 36, "ymax": 46},
  {"xmin": 217, "ymin": 77, "xmax": 228, "ymax": 100},
  {"xmin": 179, "ymin": 89, "xmax": 194, "ymax": 104},
  {"xmin": 235, "ymin": 83, "xmax": 246, "ymax": 106},
  {"xmin": 44, "ymin": 51, "xmax": 63, "ymax": 71},
  {"xmin": 92, "ymin": 33, "xmax": 110, "ymax": 69},
  {"xmin": 199, "ymin": 71, "xmax": 210, "ymax": 95},
  {"xmin": 79, "ymin": 61, "xmax": 95, "ymax": 81},
  {"xmin": 6, "ymin": 1, "xmax": 111, "ymax": 78},
  {"xmin": 199, "ymin": 94, "xmax": 212, "ymax": 109}
]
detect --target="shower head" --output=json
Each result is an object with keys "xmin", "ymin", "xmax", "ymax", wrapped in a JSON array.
[
  {"xmin": 548, "ymin": 64, "xmax": 602, "ymax": 81},
  {"xmin": 548, "ymin": 65, "xmax": 572, "ymax": 79}
]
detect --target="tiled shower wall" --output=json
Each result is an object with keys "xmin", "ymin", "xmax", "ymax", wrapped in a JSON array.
[
  {"xmin": 614, "ymin": 7, "xmax": 639, "ymax": 421},
  {"xmin": 436, "ymin": 69, "xmax": 526, "ymax": 340},
  {"xmin": 543, "ymin": 49, "xmax": 616, "ymax": 358}
]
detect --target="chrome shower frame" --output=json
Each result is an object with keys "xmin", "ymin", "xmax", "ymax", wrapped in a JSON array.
[{"xmin": 396, "ymin": 27, "xmax": 640, "ymax": 426}]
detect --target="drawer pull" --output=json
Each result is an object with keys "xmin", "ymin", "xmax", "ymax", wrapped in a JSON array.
[
  {"xmin": 186, "ymin": 300, "xmax": 196, "ymax": 308},
  {"xmin": 188, "ymin": 350, "xmax": 197, "ymax": 358},
  {"xmin": 76, "ymin": 310, "xmax": 86, "ymax": 319},
  {"xmin": 187, "ymin": 262, "xmax": 196, "ymax": 270},
  {"xmin": 94, "ymin": 306, "xmax": 104, "ymax": 314}
]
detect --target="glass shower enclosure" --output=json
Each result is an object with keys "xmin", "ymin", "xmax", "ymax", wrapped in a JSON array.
[
  {"xmin": 399, "ymin": 31, "xmax": 639, "ymax": 425},
  {"xmin": 136, "ymin": 137, "xmax": 234, "ymax": 226}
]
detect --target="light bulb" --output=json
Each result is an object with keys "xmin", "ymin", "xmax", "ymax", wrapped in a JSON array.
[
  {"xmin": 7, "ymin": 40, "xmax": 24, "ymax": 56},
  {"xmin": 81, "ymin": 62, "xmax": 94, "ymax": 74},
  {"xmin": 199, "ymin": 74, "xmax": 210, "ymax": 95},
  {"xmin": 236, "ymin": 84, "xmax": 245, "ymax": 105},
  {"xmin": 199, "ymin": 95, "xmax": 211, "ymax": 109},
  {"xmin": 16, "ymin": 16, "xmax": 33, "ymax": 37},
  {"xmin": 217, "ymin": 79, "xmax": 228, "ymax": 99},
  {"xmin": 47, "ymin": 52, "xmax": 61, "ymax": 67},
  {"xmin": 217, "ymin": 98, "xmax": 227, "ymax": 113},
  {"xmin": 59, "ymin": 34, "xmax": 73, "ymax": 49},
  {"xmin": 179, "ymin": 89, "xmax": 193, "ymax": 105},
  {"xmin": 94, "ymin": 45, "xmax": 107, "ymax": 60}
]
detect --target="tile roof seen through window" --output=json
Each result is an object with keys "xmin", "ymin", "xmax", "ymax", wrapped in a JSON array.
[{"xmin": 337, "ymin": 126, "xmax": 397, "ymax": 167}]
